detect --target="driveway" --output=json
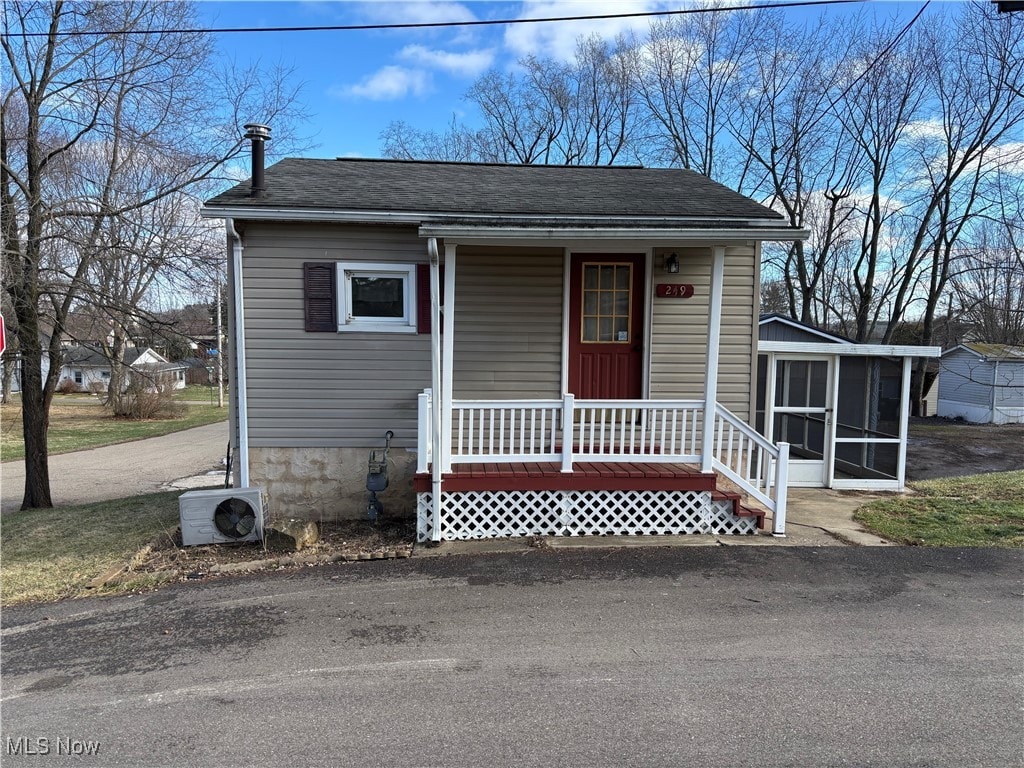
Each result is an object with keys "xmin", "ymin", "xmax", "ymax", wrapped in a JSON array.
[
  {"xmin": 0, "ymin": 421, "xmax": 228, "ymax": 513},
  {"xmin": 2, "ymin": 547, "xmax": 1020, "ymax": 767}
]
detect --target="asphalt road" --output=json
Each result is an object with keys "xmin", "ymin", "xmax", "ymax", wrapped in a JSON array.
[
  {"xmin": 2, "ymin": 547, "xmax": 1021, "ymax": 767},
  {"xmin": 0, "ymin": 421, "xmax": 228, "ymax": 513}
]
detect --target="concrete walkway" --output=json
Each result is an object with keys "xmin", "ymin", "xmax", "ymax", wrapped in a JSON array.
[{"xmin": 1, "ymin": 421, "xmax": 228, "ymax": 513}]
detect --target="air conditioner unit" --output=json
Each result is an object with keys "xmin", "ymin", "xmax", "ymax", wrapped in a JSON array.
[{"xmin": 178, "ymin": 487, "xmax": 266, "ymax": 546}]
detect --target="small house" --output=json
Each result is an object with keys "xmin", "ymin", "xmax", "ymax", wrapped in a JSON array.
[
  {"xmin": 59, "ymin": 345, "xmax": 186, "ymax": 392},
  {"xmin": 202, "ymin": 141, "xmax": 814, "ymax": 540},
  {"xmin": 937, "ymin": 344, "xmax": 1024, "ymax": 424}
]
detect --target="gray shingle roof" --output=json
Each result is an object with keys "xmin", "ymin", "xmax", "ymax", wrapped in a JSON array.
[
  {"xmin": 63, "ymin": 345, "xmax": 148, "ymax": 366},
  {"xmin": 205, "ymin": 158, "xmax": 784, "ymax": 222}
]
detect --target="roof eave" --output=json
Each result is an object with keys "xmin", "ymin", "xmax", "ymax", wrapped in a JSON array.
[
  {"xmin": 199, "ymin": 205, "xmax": 796, "ymax": 235},
  {"xmin": 759, "ymin": 341, "xmax": 942, "ymax": 357},
  {"xmin": 420, "ymin": 223, "xmax": 809, "ymax": 243}
]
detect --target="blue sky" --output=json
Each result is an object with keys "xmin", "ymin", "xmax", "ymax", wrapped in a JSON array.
[{"xmin": 197, "ymin": 0, "xmax": 936, "ymax": 161}]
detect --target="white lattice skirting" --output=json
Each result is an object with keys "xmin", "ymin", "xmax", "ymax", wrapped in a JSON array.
[{"xmin": 416, "ymin": 490, "xmax": 757, "ymax": 541}]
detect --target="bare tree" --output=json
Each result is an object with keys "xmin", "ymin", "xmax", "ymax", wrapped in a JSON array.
[
  {"xmin": 951, "ymin": 197, "xmax": 1024, "ymax": 346},
  {"xmin": 380, "ymin": 116, "xmax": 486, "ymax": 162},
  {"xmin": 630, "ymin": 4, "xmax": 760, "ymax": 179},
  {"xmin": 383, "ymin": 36, "xmax": 640, "ymax": 167},
  {"xmin": 730, "ymin": 14, "xmax": 860, "ymax": 325},
  {"xmin": 882, "ymin": 3, "xmax": 1024, "ymax": 345},
  {"xmin": 2, "ymin": 0, "xmax": 306, "ymax": 508}
]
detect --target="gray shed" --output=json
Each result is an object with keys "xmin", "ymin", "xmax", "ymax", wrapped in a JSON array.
[{"xmin": 937, "ymin": 344, "xmax": 1024, "ymax": 424}]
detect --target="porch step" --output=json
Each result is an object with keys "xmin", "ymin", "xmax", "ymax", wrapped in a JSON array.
[
  {"xmin": 712, "ymin": 490, "xmax": 766, "ymax": 530},
  {"xmin": 736, "ymin": 504, "xmax": 766, "ymax": 530}
]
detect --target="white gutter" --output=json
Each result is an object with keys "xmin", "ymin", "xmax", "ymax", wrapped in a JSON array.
[
  {"xmin": 419, "ymin": 225, "xmax": 810, "ymax": 242},
  {"xmin": 226, "ymin": 218, "xmax": 251, "ymax": 488},
  {"xmin": 758, "ymin": 341, "xmax": 942, "ymax": 357},
  {"xmin": 200, "ymin": 205, "xmax": 798, "ymax": 230},
  {"xmin": 427, "ymin": 237, "xmax": 443, "ymax": 541},
  {"xmin": 201, "ymin": 207, "xmax": 424, "ymax": 225}
]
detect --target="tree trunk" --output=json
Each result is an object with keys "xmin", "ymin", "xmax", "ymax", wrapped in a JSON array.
[{"xmin": 16, "ymin": 314, "xmax": 52, "ymax": 509}]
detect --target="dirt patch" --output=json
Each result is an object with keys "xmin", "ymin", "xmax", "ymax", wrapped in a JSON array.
[
  {"xmin": 906, "ymin": 418, "xmax": 1024, "ymax": 481},
  {"xmin": 125, "ymin": 516, "xmax": 416, "ymax": 584}
]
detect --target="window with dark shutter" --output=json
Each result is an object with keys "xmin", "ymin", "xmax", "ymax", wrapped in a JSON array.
[
  {"xmin": 416, "ymin": 263, "xmax": 444, "ymax": 334},
  {"xmin": 304, "ymin": 262, "xmax": 337, "ymax": 332}
]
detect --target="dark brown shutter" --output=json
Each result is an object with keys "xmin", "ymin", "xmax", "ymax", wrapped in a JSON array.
[
  {"xmin": 417, "ymin": 263, "xmax": 445, "ymax": 334},
  {"xmin": 304, "ymin": 262, "xmax": 336, "ymax": 332}
]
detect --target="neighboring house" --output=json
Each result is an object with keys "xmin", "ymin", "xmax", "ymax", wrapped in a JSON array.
[
  {"xmin": 202, "ymin": 151, "xmax": 812, "ymax": 540},
  {"xmin": 756, "ymin": 314, "xmax": 940, "ymax": 490},
  {"xmin": 937, "ymin": 344, "xmax": 1024, "ymax": 424},
  {"xmin": 60, "ymin": 345, "xmax": 186, "ymax": 392}
]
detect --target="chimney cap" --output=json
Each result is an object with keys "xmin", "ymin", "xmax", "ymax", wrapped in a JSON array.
[{"xmin": 244, "ymin": 123, "xmax": 271, "ymax": 141}]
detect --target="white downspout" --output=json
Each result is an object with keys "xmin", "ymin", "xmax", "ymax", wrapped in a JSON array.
[
  {"xmin": 226, "ymin": 218, "xmax": 250, "ymax": 488},
  {"xmin": 428, "ymin": 238, "xmax": 443, "ymax": 541}
]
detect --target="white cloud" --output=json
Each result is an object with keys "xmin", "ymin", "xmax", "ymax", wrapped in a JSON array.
[
  {"xmin": 332, "ymin": 66, "xmax": 432, "ymax": 100},
  {"xmin": 398, "ymin": 44, "xmax": 495, "ymax": 77},
  {"xmin": 905, "ymin": 118, "xmax": 947, "ymax": 141},
  {"xmin": 504, "ymin": 0, "xmax": 669, "ymax": 61},
  {"xmin": 351, "ymin": 1, "xmax": 477, "ymax": 25}
]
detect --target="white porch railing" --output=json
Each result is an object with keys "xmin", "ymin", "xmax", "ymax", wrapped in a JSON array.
[
  {"xmin": 451, "ymin": 397, "xmax": 563, "ymax": 464},
  {"xmin": 417, "ymin": 389, "xmax": 790, "ymax": 534},
  {"xmin": 710, "ymin": 403, "xmax": 789, "ymax": 535},
  {"xmin": 570, "ymin": 397, "xmax": 703, "ymax": 465}
]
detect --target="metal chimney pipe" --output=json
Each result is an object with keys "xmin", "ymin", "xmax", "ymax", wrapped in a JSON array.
[{"xmin": 243, "ymin": 123, "xmax": 271, "ymax": 199}]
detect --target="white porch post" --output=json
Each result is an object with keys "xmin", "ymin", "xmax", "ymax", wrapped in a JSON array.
[
  {"xmin": 896, "ymin": 356, "xmax": 912, "ymax": 490},
  {"xmin": 772, "ymin": 442, "xmax": 790, "ymax": 536},
  {"xmin": 417, "ymin": 389, "xmax": 431, "ymax": 474},
  {"xmin": 561, "ymin": 392, "xmax": 575, "ymax": 473},
  {"xmin": 428, "ymin": 239, "xmax": 443, "ymax": 541},
  {"xmin": 701, "ymin": 246, "xmax": 726, "ymax": 472},
  {"xmin": 442, "ymin": 243, "xmax": 457, "ymax": 473}
]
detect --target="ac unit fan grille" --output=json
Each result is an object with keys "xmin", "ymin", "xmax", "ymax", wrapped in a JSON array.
[{"xmin": 214, "ymin": 497, "xmax": 257, "ymax": 539}]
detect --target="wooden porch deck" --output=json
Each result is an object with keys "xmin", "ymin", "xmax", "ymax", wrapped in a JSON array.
[{"xmin": 413, "ymin": 461, "xmax": 717, "ymax": 493}]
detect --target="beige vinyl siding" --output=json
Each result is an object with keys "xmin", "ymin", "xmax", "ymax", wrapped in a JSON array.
[
  {"xmin": 238, "ymin": 226, "xmax": 564, "ymax": 448},
  {"xmin": 649, "ymin": 246, "xmax": 758, "ymax": 420},
  {"xmin": 238, "ymin": 221, "xmax": 431, "ymax": 449},
  {"xmin": 452, "ymin": 246, "xmax": 563, "ymax": 400}
]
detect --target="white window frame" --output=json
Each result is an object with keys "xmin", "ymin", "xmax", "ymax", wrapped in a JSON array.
[{"xmin": 337, "ymin": 262, "xmax": 417, "ymax": 334}]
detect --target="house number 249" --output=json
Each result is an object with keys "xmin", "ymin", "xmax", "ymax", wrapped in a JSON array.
[{"xmin": 655, "ymin": 283, "xmax": 695, "ymax": 298}]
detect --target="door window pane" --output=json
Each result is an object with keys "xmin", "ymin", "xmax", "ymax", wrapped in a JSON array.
[{"xmin": 581, "ymin": 263, "xmax": 631, "ymax": 343}]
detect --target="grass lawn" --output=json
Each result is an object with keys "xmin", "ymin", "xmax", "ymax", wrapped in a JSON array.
[
  {"xmin": 0, "ymin": 490, "xmax": 188, "ymax": 605},
  {"xmin": 1, "ymin": 394, "xmax": 226, "ymax": 462},
  {"xmin": 854, "ymin": 470, "xmax": 1024, "ymax": 547},
  {"xmin": 178, "ymin": 384, "xmax": 225, "ymax": 402}
]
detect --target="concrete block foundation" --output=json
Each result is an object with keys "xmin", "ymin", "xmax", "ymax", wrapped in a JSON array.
[{"xmin": 248, "ymin": 446, "xmax": 418, "ymax": 523}]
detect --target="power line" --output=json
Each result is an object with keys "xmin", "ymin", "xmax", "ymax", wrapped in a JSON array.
[
  {"xmin": 3, "ymin": 0, "xmax": 866, "ymax": 38},
  {"xmin": 813, "ymin": 1, "xmax": 931, "ymax": 129}
]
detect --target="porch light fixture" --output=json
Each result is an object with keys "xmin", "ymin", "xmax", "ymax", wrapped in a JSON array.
[{"xmin": 664, "ymin": 253, "xmax": 680, "ymax": 274}]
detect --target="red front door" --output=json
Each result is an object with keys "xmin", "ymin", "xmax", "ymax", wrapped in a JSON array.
[{"xmin": 568, "ymin": 254, "xmax": 645, "ymax": 399}]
